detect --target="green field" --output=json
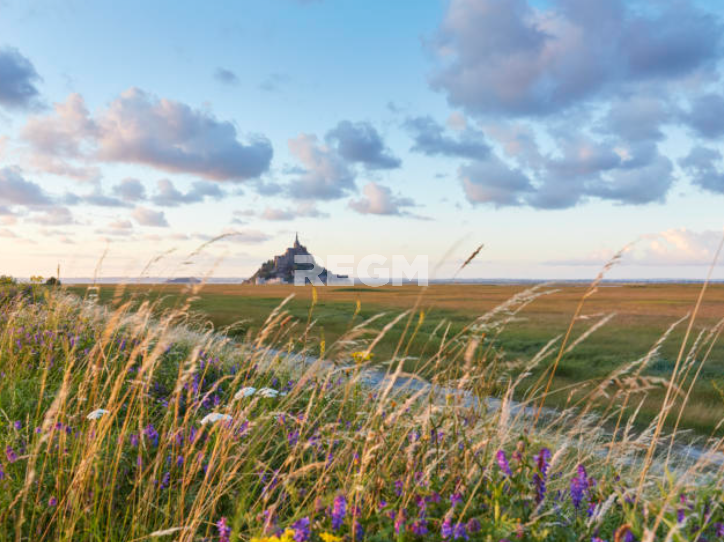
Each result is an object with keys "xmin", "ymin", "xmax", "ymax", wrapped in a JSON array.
[{"xmin": 68, "ymin": 282, "xmax": 724, "ymax": 435}]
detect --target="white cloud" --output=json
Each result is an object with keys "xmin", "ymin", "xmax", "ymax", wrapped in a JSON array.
[
  {"xmin": 348, "ymin": 182, "xmax": 416, "ymax": 216},
  {"xmin": 132, "ymin": 206, "xmax": 169, "ymax": 228},
  {"xmin": 22, "ymin": 89, "xmax": 273, "ymax": 182},
  {"xmin": 287, "ymin": 133, "xmax": 355, "ymax": 199}
]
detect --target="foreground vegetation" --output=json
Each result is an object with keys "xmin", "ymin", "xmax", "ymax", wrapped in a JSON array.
[{"xmin": 2, "ymin": 282, "xmax": 724, "ymax": 541}]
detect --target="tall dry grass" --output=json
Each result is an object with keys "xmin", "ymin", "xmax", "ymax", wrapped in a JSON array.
[{"xmin": 0, "ymin": 277, "xmax": 722, "ymax": 542}]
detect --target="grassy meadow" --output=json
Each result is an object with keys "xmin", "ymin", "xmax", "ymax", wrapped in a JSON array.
[
  {"xmin": 70, "ymin": 282, "xmax": 724, "ymax": 435},
  {"xmin": 0, "ymin": 280, "xmax": 723, "ymax": 541}
]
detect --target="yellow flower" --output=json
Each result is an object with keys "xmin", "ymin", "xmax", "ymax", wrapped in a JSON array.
[
  {"xmin": 320, "ymin": 533, "xmax": 343, "ymax": 542},
  {"xmin": 351, "ymin": 351, "xmax": 373, "ymax": 364},
  {"xmin": 250, "ymin": 532, "xmax": 296, "ymax": 542}
]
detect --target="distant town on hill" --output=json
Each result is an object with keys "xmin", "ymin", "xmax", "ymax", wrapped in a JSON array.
[{"xmin": 245, "ymin": 233, "xmax": 346, "ymax": 285}]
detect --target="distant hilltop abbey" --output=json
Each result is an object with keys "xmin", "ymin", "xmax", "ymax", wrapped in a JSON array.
[{"xmin": 247, "ymin": 233, "xmax": 343, "ymax": 285}]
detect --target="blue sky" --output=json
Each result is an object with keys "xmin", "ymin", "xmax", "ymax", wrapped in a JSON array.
[{"xmin": 0, "ymin": 0, "xmax": 723, "ymax": 280}]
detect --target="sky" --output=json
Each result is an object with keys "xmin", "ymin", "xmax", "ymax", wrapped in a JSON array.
[{"xmin": 0, "ymin": 0, "xmax": 723, "ymax": 281}]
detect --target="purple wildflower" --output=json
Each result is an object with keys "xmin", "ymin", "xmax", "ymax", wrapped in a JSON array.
[
  {"xmin": 354, "ymin": 520, "xmax": 364, "ymax": 539},
  {"xmin": 570, "ymin": 464, "xmax": 589, "ymax": 510},
  {"xmin": 496, "ymin": 449, "xmax": 511, "ymax": 476},
  {"xmin": 533, "ymin": 448, "xmax": 551, "ymax": 504},
  {"xmin": 291, "ymin": 517, "xmax": 310, "ymax": 542},
  {"xmin": 536, "ymin": 448, "xmax": 551, "ymax": 476},
  {"xmin": 5, "ymin": 446, "xmax": 17, "ymax": 463},
  {"xmin": 217, "ymin": 517, "xmax": 231, "ymax": 542},
  {"xmin": 411, "ymin": 519, "xmax": 429, "ymax": 535},
  {"xmin": 331, "ymin": 494, "xmax": 347, "ymax": 531},
  {"xmin": 450, "ymin": 492, "xmax": 463, "ymax": 507},
  {"xmin": 49, "ymin": 496, "xmax": 58, "ymax": 507},
  {"xmin": 441, "ymin": 517, "xmax": 453, "ymax": 539},
  {"xmin": 452, "ymin": 522, "xmax": 468, "ymax": 540},
  {"xmin": 466, "ymin": 518, "xmax": 481, "ymax": 534},
  {"xmin": 143, "ymin": 424, "xmax": 159, "ymax": 446},
  {"xmin": 13, "ymin": 421, "xmax": 21, "ymax": 430}
]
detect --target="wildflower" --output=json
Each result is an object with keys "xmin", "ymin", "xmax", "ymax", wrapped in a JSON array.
[
  {"xmin": 452, "ymin": 522, "xmax": 468, "ymax": 540},
  {"xmin": 496, "ymin": 449, "xmax": 511, "ymax": 476},
  {"xmin": 217, "ymin": 517, "xmax": 231, "ymax": 542},
  {"xmin": 200, "ymin": 412, "xmax": 233, "ymax": 426},
  {"xmin": 86, "ymin": 409, "xmax": 110, "ymax": 420},
  {"xmin": 13, "ymin": 421, "xmax": 21, "ymax": 430},
  {"xmin": 143, "ymin": 424, "xmax": 159, "ymax": 446},
  {"xmin": 351, "ymin": 351, "xmax": 373, "ymax": 364},
  {"xmin": 320, "ymin": 534, "xmax": 342, "ymax": 542},
  {"xmin": 441, "ymin": 517, "xmax": 453, "ymax": 539},
  {"xmin": 258, "ymin": 388, "xmax": 281, "ymax": 398},
  {"xmin": 533, "ymin": 448, "xmax": 551, "ymax": 504},
  {"xmin": 5, "ymin": 446, "xmax": 17, "ymax": 463},
  {"xmin": 450, "ymin": 491, "xmax": 463, "ymax": 506},
  {"xmin": 570, "ymin": 464, "xmax": 590, "ymax": 510},
  {"xmin": 331, "ymin": 494, "xmax": 347, "ymax": 531},
  {"xmin": 48, "ymin": 496, "xmax": 57, "ymax": 507},
  {"xmin": 411, "ymin": 519, "xmax": 429, "ymax": 536},
  {"xmin": 466, "ymin": 518, "xmax": 481, "ymax": 534},
  {"xmin": 234, "ymin": 387, "xmax": 257, "ymax": 400},
  {"xmin": 535, "ymin": 447, "xmax": 551, "ymax": 476},
  {"xmin": 290, "ymin": 517, "xmax": 310, "ymax": 542},
  {"xmin": 354, "ymin": 520, "xmax": 364, "ymax": 539}
]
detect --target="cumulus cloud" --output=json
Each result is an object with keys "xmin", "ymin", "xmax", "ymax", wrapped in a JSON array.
[
  {"xmin": 260, "ymin": 202, "xmax": 327, "ymax": 221},
  {"xmin": 639, "ymin": 228, "xmax": 723, "ymax": 266},
  {"xmin": 601, "ymin": 95, "xmax": 671, "ymax": 143},
  {"xmin": 113, "ymin": 178, "xmax": 147, "ymax": 202},
  {"xmin": 680, "ymin": 146, "xmax": 724, "ymax": 194},
  {"xmin": 108, "ymin": 219, "xmax": 133, "ymax": 230},
  {"xmin": 132, "ymin": 206, "xmax": 169, "ymax": 227},
  {"xmin": 425, "ymin": 0, "xmax": 723, "ymax": 209},
  {"xmin": 547, "ymin": 229, "xmax": 724, "ymax": 267},
  {"xmin": 31, "ymin": 207, "xmax": 74, "ymax": 226},
  {"xmin": 21, "ymin": 93, "xmax": 100, "ymax": 180},
  {"xmin": 80, "ymin": 192, "xmax": 129, "ymax": 208},
  {"xmin": 214, "ymin": 67, "xmax": 239, "ymax": 86},
  {"xmin": 151, "ymin": 179, "xmax": 224, "ymax": 207},
  {"xmin": 430, "ymin": 0, "xmax": 722, "ymax": 117},
  {"xmin": 326, "ymin": 121, "xmax": 401, "ymax": 169},
  {"xmin": 459, "ymin": 156, "xmax": 533, "ymax": 207},
  {"xmin": 287, "ymin": 133, "xmax": 356, "ymax": 199},
  {"xmin": 682, "ymin": 93, "xmax": 724, "ymax": 139},
  {"xmin": 22, "ymin": 89, "xmax": 273, "ymax": 182},
  {"xmin": 348, "ymin": 182, "xmax": 417, "ymax": 216},
  {"xmin": 404, "ymin": 116, "xmax": 489, "ymax": 159},
  {"xmin": 0, "ymin": 47, "xmax": 41, "ymax": 110},
  {"xmin": 459, "ymin": 132, "xmax": 675, "ymax": 209},
  {"xmin": 0, "ymin": 167, "xmax": 51, "ymax": 206}
]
